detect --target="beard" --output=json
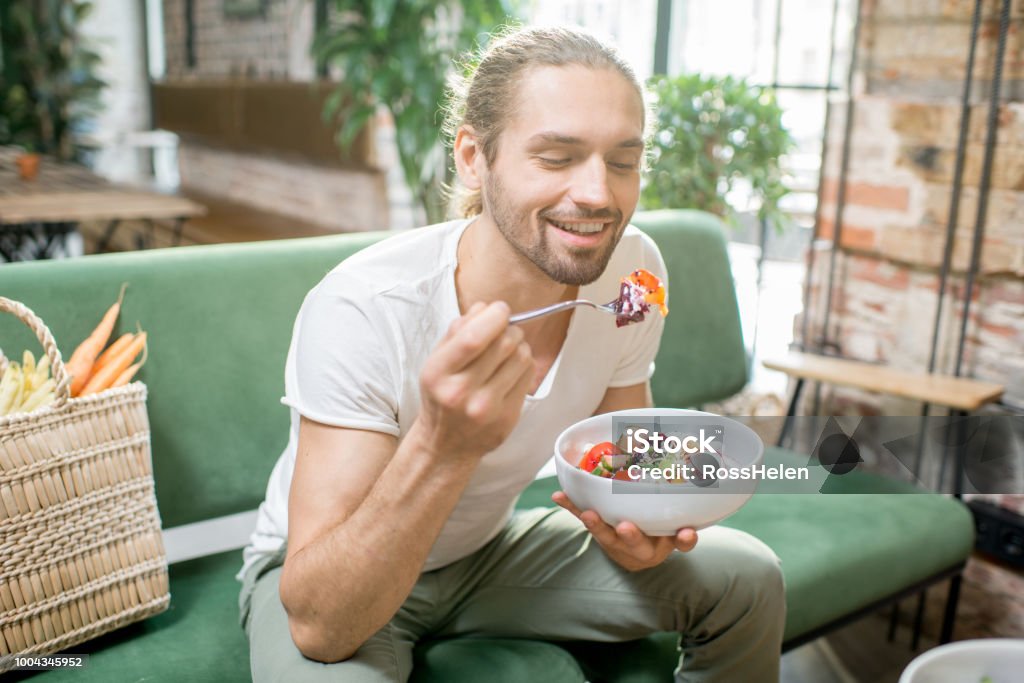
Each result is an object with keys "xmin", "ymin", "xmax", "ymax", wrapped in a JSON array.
[{"xmin": 483, "ymin": 172, "xmax": 626, "ymax": 286}]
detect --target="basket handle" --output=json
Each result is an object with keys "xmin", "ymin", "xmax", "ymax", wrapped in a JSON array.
[{"xmin": 0, "ymin": 297, "xmax": 71, "ymax": 409}]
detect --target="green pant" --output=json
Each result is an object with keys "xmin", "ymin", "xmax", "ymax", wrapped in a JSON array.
[{"xmin": 238, "ymin": 507, "xmax": 785, "ymax": 682}]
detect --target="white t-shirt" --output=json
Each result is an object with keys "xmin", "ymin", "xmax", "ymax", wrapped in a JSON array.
[{"xmin": 237, "ymin": 218, "xmax": 667, "ymax": 581}]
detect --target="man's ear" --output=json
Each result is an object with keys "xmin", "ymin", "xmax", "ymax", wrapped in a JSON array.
[{"xmin": 453, "ymin": 126, "xmax": 484, "ymax": 190}]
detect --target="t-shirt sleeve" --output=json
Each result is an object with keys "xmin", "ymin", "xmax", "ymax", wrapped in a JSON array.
[
  {"xmin": 607, "ymin": 235, "xmax": 669, "ymax": 388},
  {"xmin": 282, "ymin": 283, "xmax": 401, "ymax": 436}
]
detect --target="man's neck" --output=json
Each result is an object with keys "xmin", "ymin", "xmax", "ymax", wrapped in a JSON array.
[{"xmin": 454, "ymin": 214, "xmax": 580, "ymax": 316}]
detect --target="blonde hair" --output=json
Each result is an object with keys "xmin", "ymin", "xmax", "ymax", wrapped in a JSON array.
[{"xmin": 442, "ymin": 25, "xmax": 651, "ymax": 218}]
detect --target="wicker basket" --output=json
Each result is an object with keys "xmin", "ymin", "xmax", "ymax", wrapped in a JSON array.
[{"xmin": 0, "ymin": 297, "xmax": 169, "ymax": 671}]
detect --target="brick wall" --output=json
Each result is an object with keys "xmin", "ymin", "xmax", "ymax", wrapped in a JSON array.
[
  {"xmin": 806, "ymin": 0, "xmax": 1024, "ymax": 407},
  {"xmin": 802, "ymin": 0, "xmax": 1024, "ymax": 641},
  {"xmin": 159, "ymin": 0, "xmax": 390, "ymax": 230},
  {"xmin": 162, "ymin": 0, "xmax": 296, "ymax": 79}
]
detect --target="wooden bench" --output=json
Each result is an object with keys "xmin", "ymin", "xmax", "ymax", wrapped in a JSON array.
[{"xmin": 764, "ymin": 351, "xmax": 1005, "ymax": 414}]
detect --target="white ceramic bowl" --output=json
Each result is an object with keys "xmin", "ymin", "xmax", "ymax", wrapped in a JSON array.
[
  {"xmin": 554, "ymin": 408, "xmax": 764, "ymax": 535},
  {"xmin": 898, "ymin": 639, "xmax": 1024, "ymax": 683}
]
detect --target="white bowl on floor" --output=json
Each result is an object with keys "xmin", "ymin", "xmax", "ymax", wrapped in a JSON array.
[
  {"xmin": 553, "ymin": 408, "xmax": 764, "ymax": 535},
  {"xmin": 898, "ymin": 639, "xmax": 1024, "ymax": 683}
]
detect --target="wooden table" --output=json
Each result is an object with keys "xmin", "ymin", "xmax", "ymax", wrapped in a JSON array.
[
  {"xmin": 0, "ymin": 147, "xmax": 206, "ymax": 260},
  {"xmin": 764, "ymin": 351, "xmax": 1005, "ymax": 414},
  {"xmin": 764, "ymin": 349, "xmax": 1005, "ymax": 493}
]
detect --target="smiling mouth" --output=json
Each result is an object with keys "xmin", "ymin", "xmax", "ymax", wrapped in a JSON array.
[{"xmin": 546, "ymin": 218, "xmax": 610, "ymax": 235}]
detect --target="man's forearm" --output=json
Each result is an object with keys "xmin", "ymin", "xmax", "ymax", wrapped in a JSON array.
[{"xmin": 279, "ymin": 420, "xmax": 478, "ymax": 662}]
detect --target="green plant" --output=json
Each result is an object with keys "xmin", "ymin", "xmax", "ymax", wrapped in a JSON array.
[
  {"xmin": 0, "ymin": 0, "xmax": 106, "ymax": 160},
  {"xmin": 642, "ymin": 73, "xmax": 794, "ymax": 232},
  {"xmin": 313, "ymin": 0, "xmax": 513, "ymax": 224}
]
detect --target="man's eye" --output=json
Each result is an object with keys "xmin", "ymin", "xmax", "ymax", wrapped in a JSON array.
[
  {"xmin": 540, "ymin": 157, "xmax": 571, "ymax": 166},
  {"xmin": 610, "ymin": 161, "xmax": 639, "ymax": 171}
]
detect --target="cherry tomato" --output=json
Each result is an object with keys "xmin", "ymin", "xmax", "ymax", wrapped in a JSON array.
[
  {"xmin": 629, "ymin": 268, "xmax": 661, "ymax": 291},
  {"xmin": 579, "ymin": 441, "xmax": 619, "ymax": 472},
  {"xmin": 612, "ymin": 469, "xmax": 633, "ymax": 481}
]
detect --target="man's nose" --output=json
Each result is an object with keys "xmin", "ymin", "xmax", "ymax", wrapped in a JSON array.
[{"xmin": 568, "ymin": 156, "xmax": 611, "ymax": 208}]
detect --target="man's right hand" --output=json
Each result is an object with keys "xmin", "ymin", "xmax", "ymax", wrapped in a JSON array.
[
  {"xmin": 282, "ymin": 300, "xmax": 532, "ymax": 662},
  {"xmin": 417, "ymin": 301, "xmax": 534, "ymax": 460}
]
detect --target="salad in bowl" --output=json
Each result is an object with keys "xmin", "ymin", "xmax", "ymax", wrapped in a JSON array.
[{"xmin": 554, "ymin": 408, "xmax": 765, "ymax": 535}]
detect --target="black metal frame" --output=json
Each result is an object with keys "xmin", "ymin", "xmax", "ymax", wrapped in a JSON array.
[
  {"xmin": 184, "ymin": 0, "xmax": 196, "ymax": 70},
  {"xmin": 927, "ymin": 0, "xmax": 982, "ymax": 382},
  {"xmin": 953, "ymin": 0, "xmax": 1011, "ymax": 381},
  {"xmin": 0, "ymin": 222, "xmax": 77, "ymax": 262},
  {"xmin": 95, "ymin": 216, "xmax": 189, "ymax": 253},
  {"xmin": 776, "ymin": 0, "xmax": 1014, "ymax": 653},
  {"xmin": 777, "ymin": 386, "xmax": 971, "ymax": 649},
  {"xmin": 781, "ymin": 561, "xmax": 966, "ymax": 653},
  {"xmin": 799, "ymin": 0, "xmax": 843, "ymax": 352},
  {"xmin": 803, "ymin": 0, "xmax": 1012, "ymax": 374},
  {"xmin": 816, "ymin": 0, "xmax": 862, "ymax": 357},
  {"xmin": 653, "ymin": 0, "xmax": 672, "ymax": 76},
  {"xmin": 314, "ymin": 0, "xmax": 330, "ymax": 78},
  {"xmin": 0, "ymin": 215, "xmax": 190, "ymax": 261}
]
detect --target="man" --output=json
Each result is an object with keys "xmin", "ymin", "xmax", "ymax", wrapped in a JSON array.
[{"xmin": 237, "ymin": 25, "xmax": 785, "ymax": 682}]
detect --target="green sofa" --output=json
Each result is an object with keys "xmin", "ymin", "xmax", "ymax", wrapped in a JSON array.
[{"xmin": 0, "ymin": 210, "xmax": 974, "ymax": 682}]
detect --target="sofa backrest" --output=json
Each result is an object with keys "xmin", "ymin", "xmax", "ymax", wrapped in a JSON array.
[
  {"xmin": 0, "ymin": 233, "xmax": 384, "ymax": 528},
  {"xmin": 0, "ymin": 210, "xmax": 745, "ymax": 528},
  {"xmin": 631, "ymin": 210, "xmax": 748, "ymax": 408}
]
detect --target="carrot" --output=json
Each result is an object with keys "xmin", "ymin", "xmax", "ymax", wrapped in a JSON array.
[
  {"xmin": 66, "ymin": 283, "xmax": 128, "ymax": 397},
  {"xmin": 109, "ymin": 339, "xmax": 148, "ymax": 389},
  {"xmin": 88, "ymin": 332, "xmax": 135, "ymax": 380},
  {"xmin": 80, "ymin": 331, "xmax": 146, "ymax": 396}
]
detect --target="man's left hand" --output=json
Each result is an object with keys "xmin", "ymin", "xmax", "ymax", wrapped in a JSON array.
[{"xmin": 552, "ymin": 491, "xmax": 699, "ymax": 572}]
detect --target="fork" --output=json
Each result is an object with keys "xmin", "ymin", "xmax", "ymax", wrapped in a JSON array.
[{"xmin": 509, "ymin": 298, "xmax": 619, "ymax": 324}]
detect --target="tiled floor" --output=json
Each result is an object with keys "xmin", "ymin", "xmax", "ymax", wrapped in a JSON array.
[
  {"xmin": 781, "ymin": 609, "xmax": 939, "ymax": 682},
  {"xmin": 782, "ymin": 640, "xmax": 856, "ymax": 683}
]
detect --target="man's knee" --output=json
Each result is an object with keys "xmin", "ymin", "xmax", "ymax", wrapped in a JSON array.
[
  {"xmin": 736, "ymin": 534, "xmax": 783, "ymax": 588},
  {"xmin": 677, "ymin": 528, "xmax": 784, "ymax": 608},
  {"xmin": 721, "ymin": 532, "xmax": 786, "ymax": 616}
]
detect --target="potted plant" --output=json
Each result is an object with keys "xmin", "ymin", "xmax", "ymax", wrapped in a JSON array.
[
  {"xmin": 0, "ymin": 0, "xmax": 107, "ymax": 161},
  {"xmin": 642, "ymin": 73, "xmax": 794, "ymax": 233},
  {"xmin": 312, "ymin": 0, "xmax": 512, "ymax": 224},
  {"xmin": 15, "ymin": 142, "xmax": 40, "ymax": 180}
]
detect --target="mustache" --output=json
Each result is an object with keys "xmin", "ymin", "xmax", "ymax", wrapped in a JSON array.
[{"xmin": 542, "ymin": 210, "xmax": 622, "ymax": 223}]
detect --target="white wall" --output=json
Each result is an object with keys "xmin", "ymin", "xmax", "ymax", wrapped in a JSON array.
[{"xmin": 80, "ymin": 0, "xmax": 153, "ymax": 182}]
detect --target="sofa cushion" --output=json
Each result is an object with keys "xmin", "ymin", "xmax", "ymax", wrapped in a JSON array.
[
  {"xmin": 9, "ymin": 549, "xmax": 585, "ymax": 683},
  {"xmin": 541, "ymin": 447, "xmax": 976, "ymax": 681},
  {"xmin": 743, "ymin": 448, "xmax": 974, "ymax": 640},
  {"xmin": 538, "ymin": 446, "xmax": 973, "ymax": 645},
  {"xmin": 411, "ymin": 639, "xmax": 585, "ymax": 683}
]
